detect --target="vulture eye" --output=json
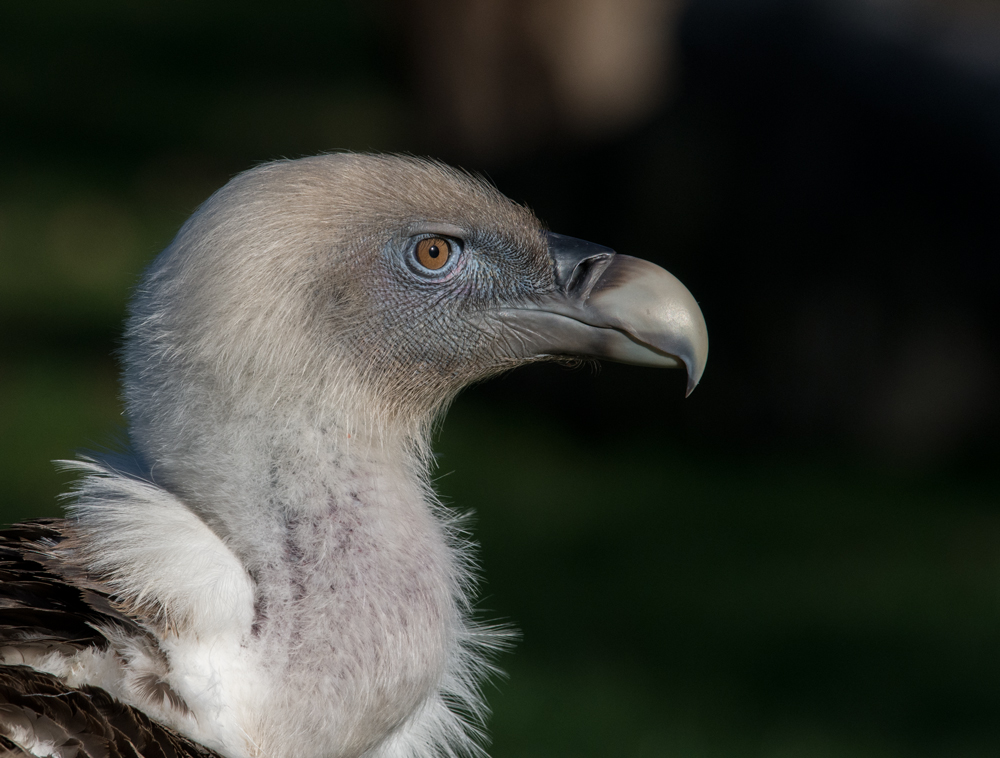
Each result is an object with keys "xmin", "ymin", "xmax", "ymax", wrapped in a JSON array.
[{"xmin": 414, "ymin": 237, "xmax": 452, "ymax": 271}]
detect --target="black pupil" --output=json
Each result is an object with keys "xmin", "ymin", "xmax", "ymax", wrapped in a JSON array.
[{"xmin": 429, "ymin": 245, "xmax": 440, "ymax": 258}]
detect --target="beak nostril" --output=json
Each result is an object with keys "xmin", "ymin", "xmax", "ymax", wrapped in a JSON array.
[
  {"xmin": 565, "ymin": 253, "xmax": 614, "ymax": 299},
  {"xmin": 546, "ymin": 231, "xmax": 616, "ymax": 296}
]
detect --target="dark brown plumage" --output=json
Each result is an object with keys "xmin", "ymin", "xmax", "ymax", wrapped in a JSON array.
[
  {"xmin": 0, "ymin": 665, "xmax": 219, "ymax": 758},
  {"xmin": 0, "ymin": 523, "xmax": 221, "ymax": 758},
  {"xmin": 0, "ymin": 522, "xmax": 128, "ymax": 648}
]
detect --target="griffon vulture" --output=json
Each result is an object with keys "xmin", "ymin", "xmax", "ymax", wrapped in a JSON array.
[{"xmin": 0, "ymin": 154, "xmax": 707, "ymax": 758}]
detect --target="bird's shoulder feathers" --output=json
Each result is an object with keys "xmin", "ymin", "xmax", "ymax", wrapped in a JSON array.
[{"xmin": 0, "ymin": 664, "xmax": 221, "ymax": 758}]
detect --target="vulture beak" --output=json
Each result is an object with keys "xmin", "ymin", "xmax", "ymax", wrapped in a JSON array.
[{"xmin": 506, "ymin": 232, "xmax": 709, "ymax": 395}]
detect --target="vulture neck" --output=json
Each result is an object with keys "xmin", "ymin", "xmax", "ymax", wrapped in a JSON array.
[
  {"xmin": 94, "ymin": 388, "xmax": 462, "ymax": 758},
  {"xmin": 152, "ymin": 391, "xmax": 443, "ymax": 582}
]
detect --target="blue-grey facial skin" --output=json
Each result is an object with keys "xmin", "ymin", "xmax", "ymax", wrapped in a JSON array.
[
  {"xmin": 357, "ymin": 221, "xmax": 708, "ymax": 402},
  {"xmin": 343, "ymin": 222, "xmax": 549, "ymax": 391}
]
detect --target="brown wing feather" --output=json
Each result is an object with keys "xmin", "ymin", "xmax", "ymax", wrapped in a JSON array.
[
  {"xmin": 0, "ymin": 520, "xmax": 143, "ymax": 651},
  {"xmin": 0, "ymin": 523, "xmax": 217, "ymax": 758},
  {"xmin": 0, "ymin": 665, "xmax": 220, "ymax": 758}
]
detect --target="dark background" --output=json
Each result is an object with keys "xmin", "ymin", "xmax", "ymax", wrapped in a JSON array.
[{"xmin": 2, "ymin": 1, "xmax": 999, "ymax": 755}]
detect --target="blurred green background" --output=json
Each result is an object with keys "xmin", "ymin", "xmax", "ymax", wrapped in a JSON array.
[{"xmin": 2, "ymin": 1, "xmax": 999, "ymax": 756}]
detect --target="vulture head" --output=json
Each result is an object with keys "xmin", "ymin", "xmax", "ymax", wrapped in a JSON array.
[
  {"xmin": 1, "ymin": 154, "xmax": 707, "ymax": 758},
  {"xmin": 124, "ymin": 154, "xmax": 707, "ymax": 513}
]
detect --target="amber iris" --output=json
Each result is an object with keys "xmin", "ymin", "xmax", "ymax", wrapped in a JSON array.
[{"xmin": 415, "ymin": 237, "xmax": 451, "ymax": 271}]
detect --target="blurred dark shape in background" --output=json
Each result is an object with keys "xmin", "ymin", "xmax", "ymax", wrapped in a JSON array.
[
  {"xmin": 401, "ymin": 0, "xmax": 684, "ymax": 158},
  {"xmin": 395, "ymin": 0, "xmax": 1000, "ymax": 468},
  {"xmin": 2, "ymin": 1, "xmax": 999, "ymax": 756}
]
